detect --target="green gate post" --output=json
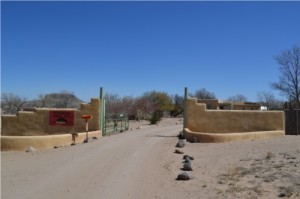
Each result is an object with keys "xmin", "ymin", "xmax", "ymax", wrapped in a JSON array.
[
  {"xmin": 183, "ymin": 87, "xmax": 188, "ymax": 132},
  {"xmin": 100, "ymin": 87, "xmax": 105, "ymax": 135},
  {"xmin": 121, "ymin": 118, "xmax": 123, "ymax": 132},
  {"xmin": 103, "ymin": 99, "xmax": 106, "ymax": 134}
]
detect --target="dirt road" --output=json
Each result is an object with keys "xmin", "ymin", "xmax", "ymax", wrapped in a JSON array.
[
  {"xmin": 2, "ymin": 118, "xmax": 300, "ymax": 199},
  {"xmin": 1, "ymin": 119, "xmax": 183, "ymax": 199}
]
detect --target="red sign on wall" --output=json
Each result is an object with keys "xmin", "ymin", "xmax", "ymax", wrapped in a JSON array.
[{"xmin": 49, "ymin": 111, "xmax": 74, "ymax": 126}]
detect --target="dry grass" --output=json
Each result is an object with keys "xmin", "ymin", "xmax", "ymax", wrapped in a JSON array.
[{"xmin": 216, "ymin": 150, "xmax": 300, "ymax": 198}]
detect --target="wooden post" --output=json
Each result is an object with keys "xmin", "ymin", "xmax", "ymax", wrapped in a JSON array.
[
  {"xmin": 85, "ymin": 119, "xmax": 89, "ymax": 140},
  {"xmin": 82, "ymin": 115, "xmax": 92, "ymax": 142}
]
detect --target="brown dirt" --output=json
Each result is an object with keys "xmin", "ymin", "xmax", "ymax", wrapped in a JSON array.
[{"xmin": 1, "ymin": 118, "xmax": 300, "ymax": 199}]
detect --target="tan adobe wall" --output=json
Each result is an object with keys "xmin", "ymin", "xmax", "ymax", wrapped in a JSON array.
[
  {"xmin": 1, "ymin": 131, "xmax": 101, "ymax": 151},
  {"xmin": 1, "ymin": 98, "xmax": 101, "ymax": 136},
  {"xmin": 186, "ymin": 98, "xmax": 284, "ymax": 133},
  {"xmin": 184, "ymin": 128, "xmax": 284, "ymax": 143},
  {"xmin": 197, "ymin": 99, "xmax": 219, "ymax": 109}
]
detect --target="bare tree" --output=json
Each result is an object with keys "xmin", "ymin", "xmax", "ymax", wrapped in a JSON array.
[
  {"xmin": 191, "ymin": 88, "xmax": 216, "ymax": 99},
  {"xmin": 37, "ymin": 94, "xmax": 47, "ymax": 107},
  {"xmin": 104, "ymin": 93, "xmax": 122, "ymax": 113},
  {"xmin": 135, "ymin": 92, "xmax": 158, "ymax": 115},
  {"xmin": 227, "ymin": 94, "xmax": 248, "ymax": 102},
  {"xmin": 1, "ymin": 93, "xmax": 27, "ymax": 115},
  {"xmin": 134, "ymin": 91, "xmax": 174, "ymax": 123},
  {"xmin": 271, "ymin": 45, "xmax": 300, "ymax": 108},
  {"xmin": 257, "ymin": 91, "xmax": 276, "ymax": 110},
  {"xmin": 58, "ymin": 90, "xmax": 75, "ymax": 108},
  {"xmin": 39, "ymin": 91, "xmax": 82, "ymax": 108},
  {"xmin": 171, "ymin": 94, "xmax": 184, "ymax": 116},
  {"xmin": 121, "ymin": 96, "xmax": 136, "ymax": 116}
]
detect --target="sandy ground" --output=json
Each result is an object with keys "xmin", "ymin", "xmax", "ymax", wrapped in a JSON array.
[{"xmin": 1, "ymin": 118, "xmax": 300, "ymax": 199}]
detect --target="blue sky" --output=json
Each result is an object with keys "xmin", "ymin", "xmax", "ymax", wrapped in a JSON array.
[{"xmin": 2, "ymin": 1, "xmax": 300, "ymax": 102}]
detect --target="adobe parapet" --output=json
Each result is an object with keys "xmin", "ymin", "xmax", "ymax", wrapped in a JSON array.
[
  {"xmin": 184, "ymin": 98, "xmax": 284, "ymax": 142},
  {"xmin": 1, "ymin": 98, "xmax": 102, "ymax": 150}
]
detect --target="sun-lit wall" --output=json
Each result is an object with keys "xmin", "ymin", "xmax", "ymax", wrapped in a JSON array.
[
  {"xmin": 184, "ymin": 98, "xmax": 284, "ymax": 142},
  {"xmin": 1, "ymin": 98, "xmax": 101, "ymax": 136},
  {"xmin": 1, "ymin": 98, "xmax": 102, "ymax": 151}
]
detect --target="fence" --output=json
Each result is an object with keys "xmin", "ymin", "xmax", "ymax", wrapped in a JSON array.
[
  {"xmin": 285, "ymin": 109, "xmax": 300, "ymax": 135},
  {"xmin": 103, "ymin": 113, "xmax": 129, "ymax": 135}
]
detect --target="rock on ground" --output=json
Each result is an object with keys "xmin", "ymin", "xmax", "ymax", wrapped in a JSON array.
[
  {"xmin": 176, "ymin": 172, "xmax": 192, "ymax": 181},
  {"xmin": 183, "ymin": 161, "xmax": 193, "ymax": 171},
  {"xmin": 26, "ymin": 146, "xmax": 36, "ymax": 152}
]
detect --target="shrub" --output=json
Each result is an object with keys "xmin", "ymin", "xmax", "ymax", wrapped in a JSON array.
[{"xmin": 148, "ymin": 111, "xmax": 162, "ymax": 124}]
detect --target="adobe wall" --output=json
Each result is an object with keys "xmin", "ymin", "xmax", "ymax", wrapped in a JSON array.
[
  {"xmin": 197, "ymin": 99, "xmax": 219, "ymax": 109},
  {"xmin": 184, "ymin": 128, "xmax": 284, "ymax": 143},
  {"xmin": 186, "ymin": 98, "xmax": 284, "ymax": 134},
  {"xmin": 1, "ymin": 131, "xmax": 101, "ymax": 151},
  {"xmin": 1, "ymin": 98, "xmax": 101, "ymax": 136}
]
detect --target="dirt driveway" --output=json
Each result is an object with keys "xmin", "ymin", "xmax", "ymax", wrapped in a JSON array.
[
  {"xmin": 2, "ymin": 118, "xmax": 300, "ymax": 199},
  {"xmin": 1, "ymin": 119, "xmax": 184, "ymax": 199}
]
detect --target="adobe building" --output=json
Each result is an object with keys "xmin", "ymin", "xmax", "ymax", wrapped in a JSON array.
[{"xmin": 197, "ymin": 99, "xmax": 261, "ymax": 110}]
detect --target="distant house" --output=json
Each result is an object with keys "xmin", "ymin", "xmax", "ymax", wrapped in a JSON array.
[
  {"xmin": 197, "ymin": 99, "xmax": 261, "ymax": 110},
  {"xmin": 196, "ymin": 99, "xmax": 220, "ymax": 109},
  {"xmin": 233, "ymin": 102, "xmax": 261, "ymax": 110},
  {"xmin": 260, "ymin": 106, "xmax": 268, "ymax": 111}
]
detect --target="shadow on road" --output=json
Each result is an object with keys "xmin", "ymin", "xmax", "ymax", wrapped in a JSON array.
[{"xmin": 147, "ymin": 135, "xmax": 178, "ymax": 138}]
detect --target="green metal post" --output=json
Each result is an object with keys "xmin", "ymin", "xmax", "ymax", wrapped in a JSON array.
[
  {"xmin": 121, "ymin": 118, "xmax": 123, "ymax": 132},
  {"xmin": 183, "ymin": 87, "xmax": 188, "ymax": 131},
  {"xmin": 100, "ymin": 87, "xmax": 105, "ymax": 135},
  {"xmin": 103, "ymin": 99, "xmax": 106, "ymax": 135}
]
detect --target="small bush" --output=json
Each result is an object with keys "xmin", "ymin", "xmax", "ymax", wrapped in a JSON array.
[{"xmin": 148, "ymin": 111, "xmax": 162, "ymax": 124}]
